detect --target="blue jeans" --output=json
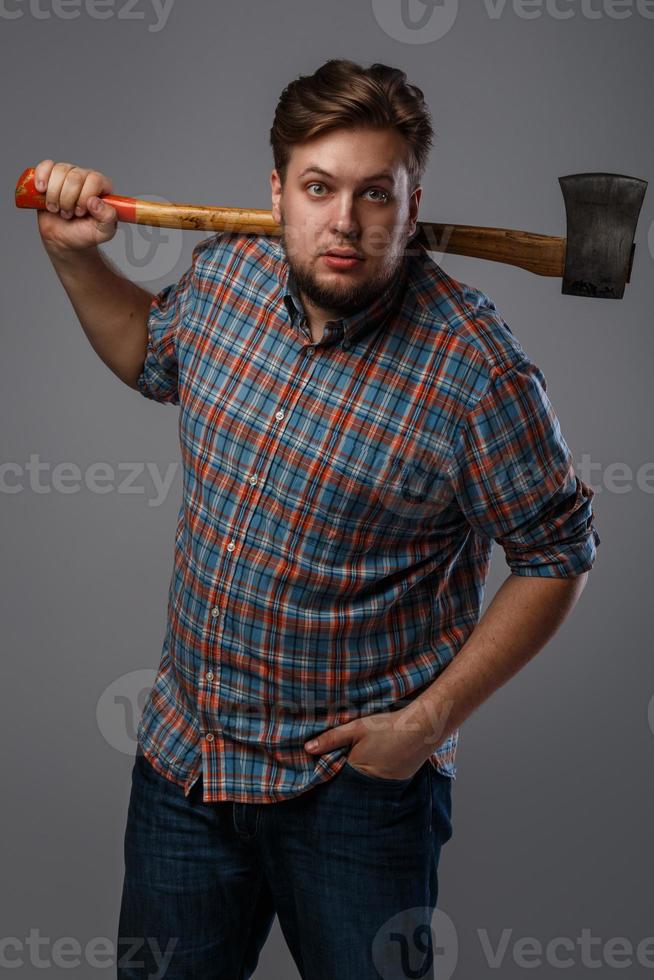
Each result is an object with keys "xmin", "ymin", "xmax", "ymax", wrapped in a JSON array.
[{"xmin": 116, "ymin": 745, "xmax": 453, "ymax": 979}]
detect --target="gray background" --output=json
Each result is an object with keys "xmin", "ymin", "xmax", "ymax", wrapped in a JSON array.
[{"xmin": 2, "ymin": 1, "xmax": 653, "ymax": 977}]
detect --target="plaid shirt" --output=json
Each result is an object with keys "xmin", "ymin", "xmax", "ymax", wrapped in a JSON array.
[{"xmin": 135, "ymin": 231, "xmax": 600, "ymax": 803}]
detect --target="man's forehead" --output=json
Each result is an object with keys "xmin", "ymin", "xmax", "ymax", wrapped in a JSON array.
[{"xmin": 286, "ymin": 127, "xmax": 409, "ymax": 181}]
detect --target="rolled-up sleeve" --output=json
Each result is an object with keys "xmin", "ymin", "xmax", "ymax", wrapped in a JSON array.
[
  {"xmin": 446, "ymin": 357, "xmax": 600, "ymax": 577},
  {"xmin": 136, "ymin": 236, "xmax": 217, "ymax": 405}
]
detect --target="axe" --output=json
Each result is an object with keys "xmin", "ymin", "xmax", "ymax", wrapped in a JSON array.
[{"xmin": 15, "ymin": 166, "xmax": 647, "ymax": 299}]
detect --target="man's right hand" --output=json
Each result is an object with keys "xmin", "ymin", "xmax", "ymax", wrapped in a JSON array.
[{"xmin": 34, "ymin": 159, "xmax": 118, "ymax": 255}]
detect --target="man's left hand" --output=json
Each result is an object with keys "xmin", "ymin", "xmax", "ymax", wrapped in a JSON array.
[{"xmin": 303, "ymin": 704, "xmax": 433, "ymax": 781}]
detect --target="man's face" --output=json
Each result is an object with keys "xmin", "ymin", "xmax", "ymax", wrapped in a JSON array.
[{"xmin": 270, "ymin": 126, "xmax": 421, "ymax": 320}]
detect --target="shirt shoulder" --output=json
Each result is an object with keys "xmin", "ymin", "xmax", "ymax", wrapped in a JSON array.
[
  {"xmin": 191, "ymin": 232, "xmax": 284, "ymax": 294},
  {"xmin": 406, "ymin": 246, "xmax": 531, "ymax": 387}
]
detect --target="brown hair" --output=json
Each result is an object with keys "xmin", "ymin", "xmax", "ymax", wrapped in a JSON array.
[{"xmin": 269, "ymin": 59, "xmax": 435, "ymax": 194}]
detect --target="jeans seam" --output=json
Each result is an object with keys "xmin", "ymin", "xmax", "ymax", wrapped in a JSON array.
[{"xmin": 237, "ymin": 875, "xmax": 266, "ymax": 980}]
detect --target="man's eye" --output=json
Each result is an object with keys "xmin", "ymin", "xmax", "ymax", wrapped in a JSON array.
[{"xmin": 306, "ymin": 183, "xmax": 390, "ymax": 203}]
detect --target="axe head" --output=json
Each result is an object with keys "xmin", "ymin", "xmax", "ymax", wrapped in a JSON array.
[{"xmin": 559, "ymin": 172, "xmax": 647, "ymax": 299}]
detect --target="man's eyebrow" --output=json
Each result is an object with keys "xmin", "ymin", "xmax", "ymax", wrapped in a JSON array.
[{"xmin": 296, "ymin": 165, "xmax": 395, "ymax": 184}]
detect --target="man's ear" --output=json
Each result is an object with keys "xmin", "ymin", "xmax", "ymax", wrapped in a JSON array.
[
  {"xmin": 270, "ymin": 169, "xmax": 282, "ymax": 224},
  {"xmin": 407, "ymin": 185, "xmax": 422, "ymax": 239}
]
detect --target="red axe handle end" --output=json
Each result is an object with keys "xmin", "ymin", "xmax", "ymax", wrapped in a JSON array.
[{"xmin": 15, "ymin": 166, "xmax": 138, "ymax": 222}]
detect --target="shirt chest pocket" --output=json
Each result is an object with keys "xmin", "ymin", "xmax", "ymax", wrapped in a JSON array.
[{"xmin": 311, "ymin": 443, "xmax": 454, "ymax": 555}]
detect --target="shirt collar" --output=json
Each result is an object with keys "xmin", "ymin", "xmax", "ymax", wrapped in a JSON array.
[{"xmin": 277, "ymin": 243, "xmax": 409, "ymax": 348}]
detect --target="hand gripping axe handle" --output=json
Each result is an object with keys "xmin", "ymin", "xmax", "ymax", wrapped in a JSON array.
[{"xmin": 15, "ymin": 167, "xmax": 647, "ymax": 299}]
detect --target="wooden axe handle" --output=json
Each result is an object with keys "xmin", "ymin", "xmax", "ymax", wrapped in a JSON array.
[{"xmin": 15, "ymin": 166, "xmax": 566, "ymax": 278}]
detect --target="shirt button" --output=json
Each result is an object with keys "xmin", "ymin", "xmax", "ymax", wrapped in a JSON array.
[
  {"xmin": 226, "ymin": 541, "xmax": 235, "ymax": 552},
  {"xmin": 307, "ymin": 346, "xmax": 314, "ymax": 356},
  {"xmin": 205, "ymin": 733, "xmax": 214, "ymax": 742},
  {"xmin": 275, "ymin": 410, "xmax": 284, "ymax": 421},
  {"xmin": 248, "ymin": 475, "xmax": 257, "ymax": 485},
  {"xmin": 210, "ymin": 607, "xmax": 220, "ymax": 617},
  {"xmin": 342, "ymin": 340, "xmax": 351, "ymax": 350},
  {"xmin": 206, "ymin": 671, "xmax": 214, "ymax": 681}
]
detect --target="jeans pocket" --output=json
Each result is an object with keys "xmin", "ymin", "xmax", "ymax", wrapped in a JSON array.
[
  {"xmin": 342, "ymin": 758, "xmax": 416, "ymax": 787},
  {"xmin": 428, "ymin": 764, "xmax": 454, "ymax": 844}
]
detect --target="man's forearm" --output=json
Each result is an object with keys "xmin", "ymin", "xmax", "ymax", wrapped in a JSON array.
[
  {"xmin": 405, "ymin": 571, "xmax": 589, "ymax": 749},
  {"xmin": 45, "ymin": 244, "xmax": 153, "ymax": 389}
]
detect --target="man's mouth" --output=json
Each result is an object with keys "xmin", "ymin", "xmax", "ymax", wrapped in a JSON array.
[
  {"xmin": 321, "ymin": 249, "xmax": 365, "ymax": 270},
  {"xmin": 323, "ymin": 248, "xmax": 364, "ymax": 258}
]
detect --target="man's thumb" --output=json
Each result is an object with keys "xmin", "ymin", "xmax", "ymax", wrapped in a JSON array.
[{"xmin": 88, "ymin": 196, "xmax": 117, "ymax": 231}]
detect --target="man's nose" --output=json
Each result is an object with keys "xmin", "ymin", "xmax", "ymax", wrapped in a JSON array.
[{"xmin": 330, "ymin": 194, "xmax": 361, "ymax": 238}]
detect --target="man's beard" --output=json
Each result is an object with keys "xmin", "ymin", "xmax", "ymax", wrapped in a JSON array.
[{"xmin": 279, "ymin": 227, "xmax": 405, "ymax": 319}]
